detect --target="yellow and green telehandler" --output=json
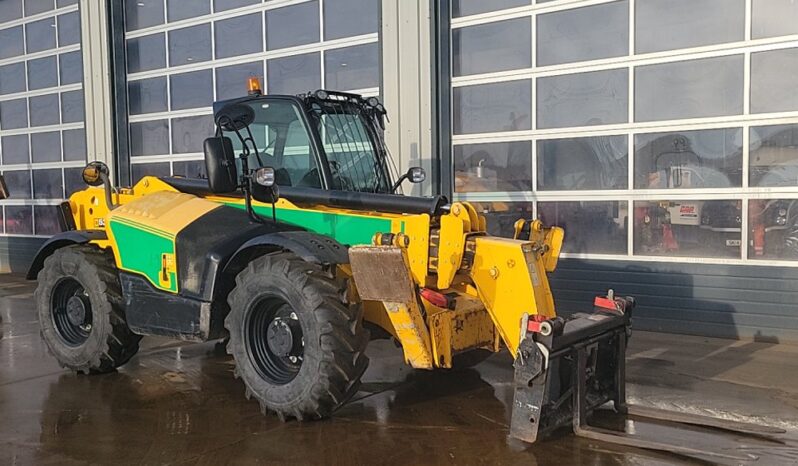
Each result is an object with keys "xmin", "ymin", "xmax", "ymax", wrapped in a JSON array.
[{"xmin": 23, "ymin": 88, "xmax": 781, "ymax": 458}]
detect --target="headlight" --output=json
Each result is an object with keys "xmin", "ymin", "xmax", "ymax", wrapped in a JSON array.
[
  {"xmin": 776, "ymin": 216, "xmax": 788, "ymax": 226},
  {"xmin": 255, "ymin": 167, "xmax": 275, "ymax": 187}
]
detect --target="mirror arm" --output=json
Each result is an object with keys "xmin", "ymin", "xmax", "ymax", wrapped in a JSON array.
[
  {"xmin": 99, "ymin": 172, "xmax": 117, "ymax": 210},
  {"xmin": 390, "ymin": 174, "xmax": 408, "ymax": 193}
]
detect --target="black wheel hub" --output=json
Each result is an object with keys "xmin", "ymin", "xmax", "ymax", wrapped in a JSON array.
[
  {"xmin": 51, "ymin": 278, "xmax": 93, "ymax": 347},
  {"xmin": 246, "ymin": 299, "xmax": 304, "ymax": 385}
]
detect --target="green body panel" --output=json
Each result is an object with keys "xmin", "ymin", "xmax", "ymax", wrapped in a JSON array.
[
  {"xmin": 230, "ymin": 203, "xmax": 397, "ymax": 246},
  {"xmin": 109, "ymin": 218, "xmax": 177, "ymax": 292}
]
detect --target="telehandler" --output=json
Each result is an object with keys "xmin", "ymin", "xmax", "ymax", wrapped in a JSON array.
[{"xmin": 24, "ymin": 84, "xmax": 781, "ymax": 459}]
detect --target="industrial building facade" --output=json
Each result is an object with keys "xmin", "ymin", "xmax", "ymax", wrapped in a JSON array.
[{"xmin": 1, "ymin": 0, "xmax": 797, "ymax": 339}]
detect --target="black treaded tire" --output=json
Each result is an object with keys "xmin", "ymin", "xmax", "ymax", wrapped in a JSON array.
[
  {"xmin": 225, "ymin": 251, "xmax": 369, "ymax": 421},
  {"xmin": 35, "ymin": 245, "xmax": 141, "ymax": 374}
]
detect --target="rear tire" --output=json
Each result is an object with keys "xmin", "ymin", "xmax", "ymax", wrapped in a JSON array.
[
  {"xmin": 226, "ymin": 252, "xmax": 369, "ymax": 421},
  {"xmin": 35, "ymin": 245, "xmax": 141, "ymax": 374}
]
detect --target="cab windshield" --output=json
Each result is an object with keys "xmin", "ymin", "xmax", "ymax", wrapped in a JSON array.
[{"xmin": 226, "ymin": 98, "xmax": 391, "ymax": 193}]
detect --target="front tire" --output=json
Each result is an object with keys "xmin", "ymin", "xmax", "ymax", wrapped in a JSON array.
[
  {"xmin": 35, "ymin": 245, "xmax": 141, "ymax": 374},
  {"xmin": 226, "ymin": 252, "xmax": 368, "ymax": 420}
]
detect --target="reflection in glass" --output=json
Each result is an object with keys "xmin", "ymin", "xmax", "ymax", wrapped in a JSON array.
[
  {"xmin": 61, "ymin": 90, "xmax": 84, "ymax": 123},
  {"xmin": 634, "ymin": 200, "xmax": 741, "ymax": 258},
  {"xmin": 751, "ymin": 48, "xmax": 798, "ymax": 114},
  {"xmin": 0, "ymin": 27, "xmax": 24, "ymax": 60},
  {"xmin": 749, "ymin": 199, "xmax": 798, "ymax": 260},
  {"xmin": 752, "ymin": 0, "xmax": 798, "ymax": 39},
  {"xmin": 216, "ymin": 62, "xmax": 263, "ymax": 101},
  {"xmin": 215, "ymin": 13, "xmax": 262, "ymax": 59},
  {"xmin": 128, "ymin": 77, "xmax": 168, "ymax": 115},
  {"xmin": 453, "ymin": 80, "xmax": 531, "ymax": 134},
  {"xmin": 323, "ymin": 0, "xmax": 378, "ymax": 41},
  {"xmin": 126, "ymin": 34, "xmax": 166, "ymax": 73},
  {"xmin": 171, "ymin": 115, "xmax": 214, "ymax": 154},
  {"xmin": 34, "ymin": 205, "xmax": 60, "ymax": 236},
  {"xmin": 132, "ymin": 162, "xmax": 170, "ymax": 183},
  {"xmin": 324, "ymin": 43, "xmax": 379, "ymax": 91},
  {"xmin": 167, "ymin": 0, "xmax": 209, "ymax": 22},
  {"xmin": 24, "ymin": 0, "xmax": 53, "ymax": 16},
  {"xmin": 57, "ymin": 11, "xmax": 80, "ymax": 47},
  {"xmin": 125, "ymin": 0, "xmax": 163, "ymax": 31},
  {"xmin": 31, "ymin": 131, "xmax": 61, "ymax": 163},
  {"xmin": 453, "ymin": 18, "xmax": 531, "ymax": 76},
  {"xmin": 1, "ymin": 135, "xmax": 29, "ymax": 164},
  {"xmin": 635, "ymin": 55, "xmax": 744, "ymax": 122},
  {"xmin": 750, "ymin": 124, "xmax": 798, "ymax": 187},
  {"xmin": 538, "ymin": 136, "xmax": 627, "ymax": 190},
  {"xmin": 29, "ymin": 94, "xmax": 60, "ymax": 127},
  {"xmin": 636, "ymin": 0, "xmax": 743, "ymax": 54},
  {"xmin": 453, "ymin": 141, "xmax": 532, "ymax": 193},
  {"xmin": 27, "ymin": 56, "xmax": 57, "ymax": 90},
  {"xmin": 266, "ymin": 1, "xmax": 319, "ymax": 50},
  {"xmin": 267, "ymin": 53, "xmax": 321, "ymax": 95},
  {"xmin": 0, "ymin": 98, "xmax": 28, "ymax": 130},
  {"xmin": 25, "ymin": 17, "xmax": 56, "ymax": 53},
  {"xmin": 33, "ymin": 168, "xmax": 63, "ymax": 199},
  {"xmin": 452, "ymin": 0, "xmax": 529, "ymax": 18},
  {"xmin": 168, "ymin": 24, "xmax": 212, "ymax": 67},
  {"xmin": 538, "ymin": 201, "xmax": 628, "ymax": 254},
  {"xmin": 63, "ymin": 128, "xmax": 86, "ymax": 161},
  {"xmin": 59, "ymin": 51, "xmax": 83, "ymax": 85},
  {"xmin": 537, "ymin": 1, "xmax": 628, "ymax": 66},
  {"xmin": 470, "ymin": 201, "xmax": 534, "ymax": 238},
  {"xmin": 214, "ymin": 0, "xmax": 259, "ymax": 12},
  {"xmin": 130, "ymin": 120, "xmax": 169, "ymax": 157},
  {"xmin": 634, "ymin": 129, "xmax": 743, "ymax": 189},
  {"xmin": 0, "ymin": 0, "xmax": 22, "ymax": 23},
  {"xmin": 0, "ymin": 62, "xmax": 26, "ymax": 94},
  {"xmin": 64, "ymin": 167, "xmax": 84, "ymax": 196},
  {"xmin": 170, "ymin": 69, "xmax": 213, "ymax": 110},
  {"xmin": 537, "ymin": 69, "xmax": 628, "ymax": 129},
  {"xmin": 5, "ymin": 206, "xmax": 32, "ymax": 235},
  {"xmin": 3, "ymin": 170, "xmax": 31, "ymax": 199},
  {"xmin": 173, "ymin": 160, "xmax": 206, "ymax": 179}
]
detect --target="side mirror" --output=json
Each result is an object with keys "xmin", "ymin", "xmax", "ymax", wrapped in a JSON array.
[
  {"xmin": 250, "ymin": 167, "xmax": 280, "ymax": 204},
  {"xmin": 0, "ymin": 174, "xmax": 9, "ymax": 200},
  {"xmin": 391, "ymin": 166, "xmax": 426, "ymax": 193},
  {"xmin": 203, "ymin": 136, "xmax": 238, "ymax": 193},
  {"xmin": 82, "ymin": 161, "xmax": 110, "ymax": 187}
]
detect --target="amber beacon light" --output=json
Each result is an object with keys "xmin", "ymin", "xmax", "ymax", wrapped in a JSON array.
[{"xmin": 247, "ymin": 76, "xmax": 262, "ymax": 96}]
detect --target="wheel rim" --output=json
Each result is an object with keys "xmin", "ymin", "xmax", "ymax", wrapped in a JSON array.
[
  {"xmin": 51, "ymin": 278, "xmax": 92, "ymax": 347},
  {"xmin": 245, "ymin": 297, "xmax": 304, "ymax": 385}
]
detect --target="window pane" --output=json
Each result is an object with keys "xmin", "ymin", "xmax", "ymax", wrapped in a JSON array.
[
  {"xmin": 636, "ymin": 0, "xmax": 743, "ymax": 54},
  {"xmin": 538, "ymin": 201, "xmax": 628, "ymax": 254},
  {"xmin": 751, "ymin": 48, "xmax": 798, "ymax": 114},
  {"xmin": 64, "ymin": 166, "xmax": 83, "ymax": 196},
  {"xmin": 31, "ymin": 131, "xmax": 61, "ymax": 162},
  {"xmin": 537, "ymin": 136, "xmax": 627, "ymax": 191},
  {"xmin": 5, "ymin": 206, "xmax": 32, "ymax": 235},
  {"xmin": 0, "ymin": 0, "xmax": 22, "ymax": 23},
  {"xmin": 750, "ymin": 124, "xmax": 798, "ymax": 187},
  {"xmin": 1, "ymin": 134, "xmax": 29, "ymax": 164},
  {"xmin": 0, "ymin": 98, "xmax": 28, "ymax": 129},
  {"xmin": 266, "ymin": 1, "xmax": 319, "ymax": 50},
  {"xmin": 33, "ymin": 168, "xmax": 62, "ymax": 199},
  {"xmin": 132, "ymin": 162, "xmax": 170, "ymax": 182},
  {"xmin": 635, "ymin": 55, "xmax": 743, "ymax": 122},
  {"xmin": 537, "ymin": 69, "xmax": 628, "ymax": 129},
  {"xmin": 452, "ymin": 0, "xmax": 528, "ymax": 18},
  {"xmin": 3, "ymin": 170, "xmax": 31, "ymax": 199},
  {"xmin": 0, "ymin": 26, "xmax": 24, "ymax": 59},
  {"xmin": 167, "ymin": 0, "xmax": 209, "ymax": 22},
  {"xmin": 24, "ymin": 0, "xmax": 53, "ymax": 16},
  {"xmin": 453, "ymin": 80, "xmax": 531, "ymax": 134},
  {"xmin": 27, "ymin": 56, "xmax": 58, "ymax": 90},
  {"xmin": 26, "ymin": 17, "xmax": 56, "ymax": 53},
  {"xmin": 471, "ymin": 201, "xmax": 534, "ymax": 238},
  {"xmin": 59, "ymin": 51, "xmax": 83, "ymax": 85},
  {"xmin": 34, "ymin": 205, "xmax": 60, "ymax": 235},
  {"xmin": 57, "ymin": 11, "xmax": 80, "ymax": 47},
  {"xmin": 749, "ymin": 199, "xmax": 798, "ymax": 260},
  {"xmin": 129, "ymin": 77, "xmax": 168, "ymax": 114},
  {"xmin": 323, "ymin": 0, "xmax": 377, "ymax": 40},
  {"xmin": 635, "ymin": 128, "xmax": 743, "ymax": 189},
  {"xmin": 125, "ymin": 0, "xmax": 164, "ymax": 31},
  {"xmin": 172, "ymin": 115, "xmax": 214, "ymax": 153},
  {"xmin": 127, "ymin": 33, "xmax": 166, "ymax": 73},
  {"xmin": 537, "ymin": 1, "xmax": 628, "ymax": 67},
  {"xmin": 267, "ymin": 52, "xmax": 321, "ymax": 95},
  {"xmin": 214, "ymin": 0, "xmax": 259, "ymax": 12},
  {"xmin": 216, "ymin": 61, "xmax": 263, "ymax": 101},
  {"xmin": 62, "ymin": 128, "xmax": 85, "ymax": 161},
  {"xmin": 634, "ymin": 200, "xmax": 741, "ymax": 258},
  {"xmin": 57, "ymin": 0, "xmax": 78, "ymax": 6},
  {"xmin": 61, "ymin": 90, "xmax": 84, "ymax": 123},
  {"xmin": 29, "ymin": 93, "xmax": 60, "ymax": 127},
  {"xmin": 130, "ymin": 120, "xmax": 169, "ymax": 156},
  {"xmin": 168, "ymin": 24, "xmax": 212, "ymax": 66},
  {"xmin": 752, "ymin": 0, "xmax": 798, "ymax": 39},
  {"xmin": 215, "ymin": 12, "xmax": 262, "ymax": 59},
  {"xmin": 173, "ymin": 160, "xmax": 206, "ymax": 178},
  {"xmin": 453, "ymin": 18, "xmax": 531, "ymax": 77},
  {"xmin": 170, "ymin": 69, "xmax": 213, "ymax": 110},
  {"xmin": 324, "ymin": 43, "xmax": 379, "ymax": 91},
  {"xmin": 0, "ymin": 62, "xmax": 26, "ymax": 94},
  {"xmin": 453, "ymin": 141, "xmax": 532, "ymax": 192}
]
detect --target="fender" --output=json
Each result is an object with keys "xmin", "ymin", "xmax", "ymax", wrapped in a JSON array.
[{"xmin": 26, "ymin": 230, "xmax": 107, "ymax": 279}]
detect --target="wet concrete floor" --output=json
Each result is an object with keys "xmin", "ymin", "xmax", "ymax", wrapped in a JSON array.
[{"xmin": 2, "ymin": 274, "xmax": 797, "ymax": 465}]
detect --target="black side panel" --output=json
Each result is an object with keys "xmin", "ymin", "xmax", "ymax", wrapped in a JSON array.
[
  {"xmin": 26, "ymin": 230, "xmax": 107, "ymax": 279},
  {"xmin": 120, "ymin": 273, "xmax": 222, "ymax": 340},
  {"xmin": 175, "ymin": 205, "xmax": 301, "ymax": 301},
  {"xmin": 231, "ymin": 230, "xmax": 350, "ymax": 266}
]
